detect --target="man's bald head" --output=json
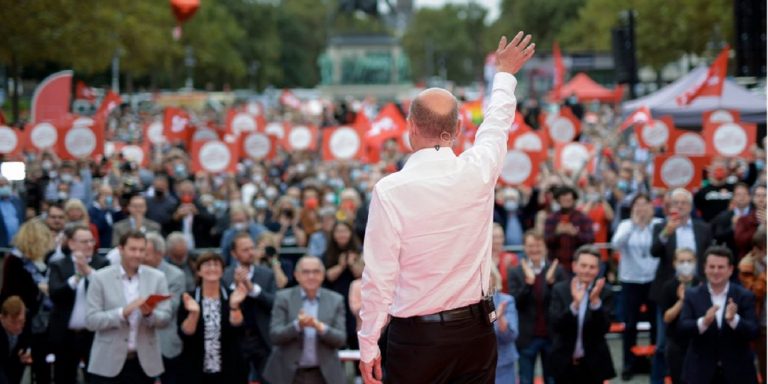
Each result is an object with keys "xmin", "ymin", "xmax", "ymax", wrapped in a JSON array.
[{"xmin": 408, "ymin": 88, "xmax": 459, "ymax": 139}]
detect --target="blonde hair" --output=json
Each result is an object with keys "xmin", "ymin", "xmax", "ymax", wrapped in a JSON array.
[
  {"xmin": 64, "ymin": 198, "xmax": 90, "ymax": 224},
  {"xmin": 13, "ymin": 219, "xmax": 54, "ymax": 262},
  {"xmin": 489, "ymin": 264, "xmax": 503, "ymax": 292}
]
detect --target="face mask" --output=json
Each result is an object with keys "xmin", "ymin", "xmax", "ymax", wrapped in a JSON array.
[
  {"xmin": 675, "ymin": 261, "xmax": 696, "ymax": 277},
  {"xmin": 254, "ymin": 198, "xmax": 268, "ymax": 210},
  {"xmin": 57, "ymin": 191, "xmax": 69, "ymax": 201},
  {"xmin": 756, "ymin": 160, "xmax": 765, "ymax": 171},
  {"xmin": 42, "ymin": 160, "xmax": 53, "ymax": 170},
  {"xmin": 317, "ymin": 172, "xmax": 328, "ymax": 183},
  {"xmin": 174, "ymin": 163, "xmax": 187, "ymax": 179},
  {"xmin": 551, "ymin": 202, "xmax": 561, "ymax": 212},
  {"xmin": 305, "ymin": 197, "xmax": 319, "ymax": 210},
  {"xmin": 358, "ymin": 182, "xmax": 369, "ymax": 192},
  {"xmin": 60, "ymin": 173, "xmax": 74, "ymax": 183},
  {"xmin": 0, "ymin": 186, "xmax": 11, "ymax": 198},
  {"xmin": 296, "ymin": 164, "xmax": 307, "ymax": 174},
  {"xmin": 104, "ymin": 195, "xmax": 113, "ymax": 207},
  {"xmin": 617, "ymin": 179, "xmax": 630, "ymax": 192},
  {"xmin": 325, "ymin": 193, "xmax": 336, "ymax": 205},
  {"xmin": 504, "ymin": 201, "xmax": 519, "ymax": 212},
  {"xmin": 587, "ymin": 193, "xmax": 601, "ymax": 203},
  {"xmin": 713, "ymin": 166, "xmax": 727, "ymax": 180},
  {"xmin": 155, "ymin": 189, "xmax": 165, "ymax": 198},
  {"xmin": 233, "ymin": 222, "xmax": 247, "ymax": 231}
]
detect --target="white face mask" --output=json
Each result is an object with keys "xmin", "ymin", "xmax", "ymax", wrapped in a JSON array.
[
  {"xmin": 233, "ymin": 222, "xmax": 247, "ymax": 231},
  {"xmin": 675, "ymin": 261, "xmax": 696, "ymax": 277}
]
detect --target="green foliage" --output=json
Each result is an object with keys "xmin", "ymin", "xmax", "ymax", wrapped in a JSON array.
[{"xmin": 401, "ymin": 3, "xmax": 489, "ymax": 84}]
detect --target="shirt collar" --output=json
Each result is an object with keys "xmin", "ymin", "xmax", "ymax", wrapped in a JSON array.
[
  {"xmin": 707, "ymin": 282, "xmax": 729, "ymax": 296},
  {"xmin": 71, "ymin": 254, "xmax": 93, "ymax": 264},
  {"xmin": 300, "ymin": 288, "xmax": 321, "ymax": 301},
  {"xmin": 119, "ymin": 265, "xmax": 144, "ymax": 280},
  {"xmin": 402, "ymin": 147, "xmax": 457, "ymax": 170}
]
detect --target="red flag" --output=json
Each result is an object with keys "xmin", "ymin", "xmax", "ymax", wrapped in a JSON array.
[
  {"xmin": 552, "ymin": 41, "xmax": 565, "ymax": 101},
  {"xmin": 500, "ymin": 150, "xmax": 543, "ymax": 187},
  {"xmin": 636, "ymin": 116, "xmax": 675, "ymax": 150},
  {"xmin": 282, "ymin": 124, "xmax": 318, "ymax": 152},
  {"xmin": 225, "ymin": 108, "xmax": 259, "ymax": 137},
  {"xmin": 31, "ymin": 70, "xmax": 72, "ymax": 124},
  {"xmin": 163, "ymin": 107, "xmax": 191, "ymax": 143},
  {"xmin": 366, "ymin": 104, "xmax": 407, "ymax": 144},
  {"xmin": 703, "ymin": 121, "xmax": 756, "ymax": 159},
  {"xmin": 240, "ymin": 132, "xmax": 277, "ymax": 160},
  {"xmin": 545, "ymin": 107, "xmax": 581, "ymax": 144},
  {"xmin": 676, "ymin": 46, "xmax": 730, "ymax": 105},
  {"xmin": 95, "ymin": 91, "xmax": 122, "ymax": 118},
  {"xmin": 619, "ymin": 106, "xmax": 653, "ymax": 132},
  {"xmin": 191, "ymin": 137, "xmax": 238, "ymax": 174},
  {"xmin": 653, "ymin": 155, "xmax": 709, "ymax": 190},
  {"xmin": 76, "ymin": 81, "xmax": 96, "ymax": 102},
  {"xmin": 57, "ymin": 115, "xmax": 105, "ymax": 160}
]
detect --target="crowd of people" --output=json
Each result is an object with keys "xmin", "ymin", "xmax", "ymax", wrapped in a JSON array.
[{"xmin": 0, "ymin": 91, "xmax": 764, "ymax": 384}]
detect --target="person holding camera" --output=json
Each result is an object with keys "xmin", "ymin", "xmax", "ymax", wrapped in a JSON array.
[{"xmin": 223, "ymin": 232, "xmax": 277, "ymax": 383}]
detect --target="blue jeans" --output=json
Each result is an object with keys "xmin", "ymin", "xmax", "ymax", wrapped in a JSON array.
[
  {"xmin": 651, "ymin": 307, "xmax": 668, "ymax": 384},
  {"xmin": 518, "ymin": 337, "xmax": 555, "ymax": 384}
]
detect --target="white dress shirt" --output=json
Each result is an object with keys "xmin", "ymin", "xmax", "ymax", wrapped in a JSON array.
[
  {"xmin": 118, "ymin": 265, "xmax": 143, "ymax": 352},
  {"xmin": 67, "ymin": 256, "xmax": 94, "ymax": 330},
  {"xmin": 697, "ymin": 283, "xmax": 740, "ymax": 333},
  {"xmin": 612, "ymin": 218, "xmax": 662, "ymax": 283},
  {"xmin": 358, "ymin": 72, "xmax": 518, "ymax": 363},
  {"xmin": 228, "ymin": 264, "xmax": 262, "ymax": 298}
]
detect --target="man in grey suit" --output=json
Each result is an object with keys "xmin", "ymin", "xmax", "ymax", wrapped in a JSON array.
[
  {"xmin": 86, "ymin": 230, "xmax": 172, "ymax": 384},
  {"xmin": 144, "ymin": 232, "xmax": 185, "ymax": 384},
  {"xmin": 264, "ymin": 256, "xmax": 346, "ymax": 384},
  {"xmin": 111, "ymin": 195, "xmax": 161, "ymax": 247},
  {"xmin": 222, "ymin": 232, "xmax": 276, "ymax": 383}
]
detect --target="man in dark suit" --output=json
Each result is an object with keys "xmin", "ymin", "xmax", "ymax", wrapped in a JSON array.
[
  {"xmin": 549, "ymin": 245, "xmax": 615, "ymax": 384},
  {"xmin": 264, "ymin": 256, "xmax": 346, "ymax": 384},
  {"xmin": 48, "ymin": 224, "xmax": 110, "ymax": 384},
  {"xmin": 508, "ymin": 230, "xmax": 566, "ymax": 384},
  {"xmin": 222, "ymin": 232, "xmax": 276, "ymax": 383},
  {"xmin": 0, "ymin": 296, "xmax": 30, "ymax": 384},
  {"xmin": 111, "ymin": 194, "xmax": 161, "ymax": 247},
  {"xmin": 711, "ymin": 182, "xmax": 752, "ymax": 259},
  {"xmin": 649, "ymin": 188, "xmax": 712, "ymax": 383},
  {"xmin": 679, "ymin": 245, "xmax": 759, "ymax": 384}
]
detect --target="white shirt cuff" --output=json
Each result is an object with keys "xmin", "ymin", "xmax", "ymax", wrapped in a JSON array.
[
  {"xmin": 67, "ymin": 275, "xmax": 79, "ymax": 290},
  {"xmin": 697, "ymin": 316, "xmax": 708, "ymax": 334},
  {"xmin": 570, "ymin": 303, "xmax": 579, "ymax": 315},
  {"xmin": 116, "ymin": 307, "xmax": 127, "ymax": 321},
  {"xmin": 248, "ymin": 283, "xmax": 262, "ymax": 298},
  {"xmin": 728, "ymin": 314, "xmax": 740, "ymax": 329},
  {"xmin": 589, "ymin": 300, "xmax": 602, "ymax": 310}
]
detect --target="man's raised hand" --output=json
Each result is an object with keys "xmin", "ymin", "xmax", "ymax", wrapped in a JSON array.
[{"xmin": 495, "ymin": 32, "xmax": 535, "ymax": 75}]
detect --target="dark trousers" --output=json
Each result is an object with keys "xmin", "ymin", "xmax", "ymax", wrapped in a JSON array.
[
  {"xmin": 241, "ymin": 333, "xmax": 270, "ymax": 383},
  {"xmin": 621, "ymin": 282, "xmax": 656, "ymax": 370},
  {"xmin": 651, "ymin": 307, "xmax": 667, "ymax": 384},
  {"xmin": 54, "ymin": 329, "xmax": 94, "ymax": 384},
  {"xmin": 555, "ymin": 359, "xmax": 603, "ymax": 384},
  {"xmin": 665, "ymin": 338, "xmax": 687, "ymax": 384},
  {"xmin": 292, "ymin": 367, "xmax": 326, "ymax": 384},
  {"xmin": 89, "ymin": 356, "xmax": 153, "ymax": 384},
  {"xmin": 160, "ymin": 355, "xmax": 181, "ymax": 384},
  {"xmin": 30, "ymin": 332, "xmax": 51, "ymax": 384},
  {"xmin": 517, "ymin": 337, "xmax": 554, "ymax": 384},
  {"xmin": 385, "ymin": 313, "xmax": 497, "ymax": 384}
]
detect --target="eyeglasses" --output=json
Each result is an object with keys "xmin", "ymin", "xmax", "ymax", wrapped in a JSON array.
[
  {"xmin": 298, "ymin": 269, "xmax": 323, "ymax": 275},
  {"xmin": 73, "ymin": 239, "xmax": 96, "ymax": 245}
]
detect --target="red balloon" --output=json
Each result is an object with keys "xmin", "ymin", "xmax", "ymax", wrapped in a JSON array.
[{"xmin": 170, "ymin": 0, "xmax": 200, "ymax": 24}]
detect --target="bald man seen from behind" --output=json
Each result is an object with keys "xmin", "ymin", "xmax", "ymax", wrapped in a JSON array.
[{"xmin": 358, "ymin": 32, "xmax": 536, "ymax": 384}]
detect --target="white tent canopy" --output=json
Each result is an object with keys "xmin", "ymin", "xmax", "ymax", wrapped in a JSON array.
[{"xmin": 623, "ymin": 66, "xmax": 766, "ymax": 126}]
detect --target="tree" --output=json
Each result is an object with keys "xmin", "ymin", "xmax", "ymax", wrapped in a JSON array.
[
  {"xmin": 401, "ymin": 4, "xmax": 489, "ymax": 84},
  {"xmin": 491, "ymin": 0, "xmax": 586, "ymax": 51},
  {"xmin": 276, "ymin": 0, "xmax": 331, "ymax": 88}
]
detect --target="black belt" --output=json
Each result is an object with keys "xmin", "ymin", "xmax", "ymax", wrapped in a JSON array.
[
  {"xmin": 297, "ymin": 367, "xmax": 320, "ymax": 372},
  {"xmin": 126, "ymin": 351, "xmax": 138, "ymax": 360},
  {"xmin": 404, "ymin": 302, "xmax": 484, "ymax": 323}
]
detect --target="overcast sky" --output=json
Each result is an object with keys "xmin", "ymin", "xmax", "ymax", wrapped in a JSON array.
[{"xmin": 414, "ymin": 0, "xmax": 501, "ymax": 22}]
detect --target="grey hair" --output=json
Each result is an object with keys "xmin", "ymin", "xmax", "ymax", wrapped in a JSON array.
[
  {"xmin": 145, "ymin": 232, "xmax": 166, "ymax": 255},
  {"xmin": 670, "ymin": 188, "xmax": 693, "ymax": 203},
  {"xmin": 166, "ymin": 232, "xmax": 188, "ymax": 248}
]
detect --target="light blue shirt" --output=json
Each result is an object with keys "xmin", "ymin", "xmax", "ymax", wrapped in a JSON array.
[
  {"xmin": 675, "ymin": 219, "xmax": 696, "ymax": 253},
  {"xmin": 294, "ymin": 289, "xmax": 324, "ymax": 368},
  {"xmin": 0, "ymin": 199, "xmax": 20, "ymax": 242}
]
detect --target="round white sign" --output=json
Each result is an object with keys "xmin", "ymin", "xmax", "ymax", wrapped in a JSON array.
[
  {"xmin": 121, "ymin": 145, "xmax": 144, "ymax": 165},
  {"xmin": 288, "ymin": 126, "xmax": 312, "ymax": 151},
  {"xmin": 641, "ymin": 119, "xmax": 670, "ymax": 148},
  {"xmin": 329, "ymin": 127, "xmax": 360, "ymax": 160},
  {"xmin": 147, "ymin": 121, "xmax": 165, "ymax": 144},
  {"xmin": 513, "ymin": 132, "xmax": 543, "ymax": 152},
  {"xmin": 549, "ymin": 116, "xmax": 576, "ymax": 143},
  {"xmin": 674, "ymin": 132, "xmax": 706, "ymax": 155},
  {"xmin": 232, "ymin": 113, "xmax": 257, "ymax": 135},
  {"xmin": 0, "ymin": 126, "xmax": 18, "ymax": 154},
  {"xmin": 244, "ymin": 133, "xmax": 271, "ymax": 159},
  {"xmin": 30, "ymin": 122, "xmax": 58, "ymax": 149},
  {"xmin": 501, "ymin": 150, "xmax": 533, "ymax": 185},
  {"xmin": 266, "ymin": 122, "xmax": 285, "ymax": 139},
  {"xmin": 709, "ymin": 110, "xmax": 734, "ymax": 124},
  {"xmin": 198, "ymin": 141, "xmax": 231, "ymax": 173},
  {"xmin": 64, "ymin": 127, "xmax": 97, "ymax": 158},
  {"xmin": 560, "ymin": 143, "xmax": 590, "ymax": 172},
  {"xmin": 660, "ymin": 156, "xmax": 695, "ymax": 187},
  {"xmin": 713, "ymin": 123, "xmax": 747, "ymax": 157}
]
